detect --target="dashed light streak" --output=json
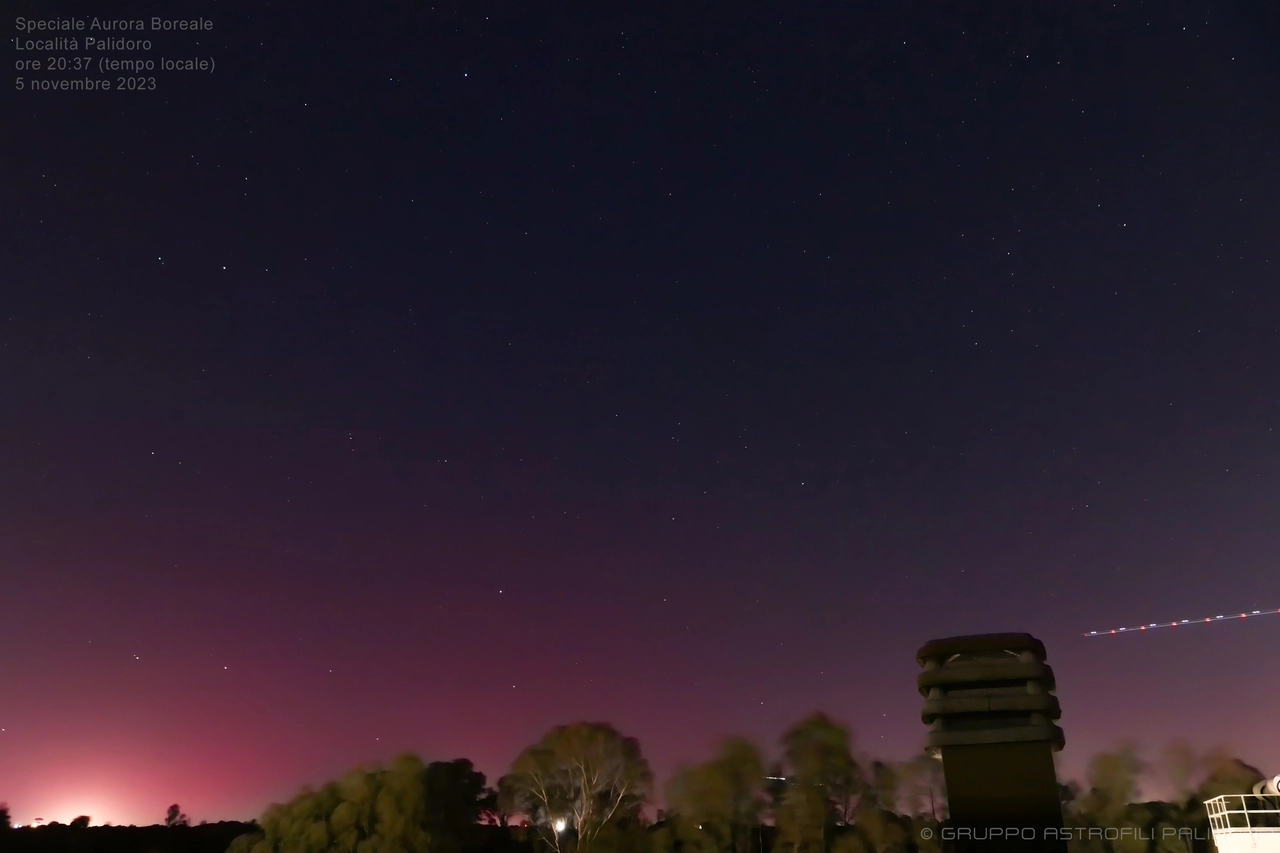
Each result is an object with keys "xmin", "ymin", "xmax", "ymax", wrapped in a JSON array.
[{"xmin": 1084, "ymin": 607, "xmax": 1280, "ymax": 637}]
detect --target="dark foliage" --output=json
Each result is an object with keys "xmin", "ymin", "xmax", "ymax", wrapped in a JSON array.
[
  {"xmin": 0, "ymin": 732, "xmax": 1267, "ymax": 853},
  {"xmin": 3, "ymin": 822, "xmax": 256, "ymax": 853},
  {"xmin": 424, "ymin": 759, "xmax": 495, "ymax": 853}
]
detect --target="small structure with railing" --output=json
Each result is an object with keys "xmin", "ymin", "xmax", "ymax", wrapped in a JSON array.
[{"xmin": 1207, "ymin": 777, "xmax": 1280, "ymax": 853}]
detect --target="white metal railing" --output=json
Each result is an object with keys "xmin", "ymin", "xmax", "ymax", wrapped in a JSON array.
[{"xmin": 1206, "ymin": 795, "xmax": 1280, "ymax": 853}]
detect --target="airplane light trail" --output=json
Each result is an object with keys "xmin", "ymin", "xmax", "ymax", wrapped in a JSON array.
[{"xmin": 1084, "ymin": 607, "xmax": 1280, "ymax": 637}]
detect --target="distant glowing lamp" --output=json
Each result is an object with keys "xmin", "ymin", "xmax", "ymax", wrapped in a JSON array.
[{"xmin": 553, "ymin": 819, "xmax": 567, "ymax": 834}]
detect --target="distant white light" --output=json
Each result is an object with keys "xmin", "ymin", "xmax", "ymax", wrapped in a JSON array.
[{"xmin": 553, "ymin": 819, "xmax": 566, "ymax": 833}]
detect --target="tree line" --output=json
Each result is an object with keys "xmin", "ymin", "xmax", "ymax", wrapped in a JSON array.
[
  {"xmin": 0, "ymin": 713, "xmax": 1266, "ymax": 853},
  {"xmin": 222, "ymin": 713, "xmax": 1264, "ymax": 853}
]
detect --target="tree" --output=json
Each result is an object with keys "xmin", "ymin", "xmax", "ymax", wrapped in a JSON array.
[
  {"xmin": 478, "ymin": 783, "xmax": 503, "ymax": 827},
  {"xmin": 165, "ymin": 804, "xmax": 189, "ymax": 827},
  {"xmin": 780, "ymin": 712, "xmax": 861, "ymax": 846},
  {"xmin": 505, "ymin": 722, "xmax": 653, "ymax": 853},
  {"xmin": 590, "ymin": 816, "xmax": 652, "ymax": 853},
  {"xmin": 651, "ymin": 826, "xmax": 676, "ymax": 853},
  {"xmin": 0, "ymin": 803, "xmax": 9, "ymax": 831},
  {"xmin": 853, "ymin": 808, "xmax": 907, "ymax": 853},
  {"xmin": 668, "ymin": 762, "xmax": 730, "ymax": 853},
  {"xmin": 1154, "ymin": 740, "xmax": 1208, "ymax": 853},
  {"xmin": 666, "ymin": 738, "xmax": 766, "ymax": 853},
  {"xmin": 894, "ymin": 755, "xmax": 941, "ymax": 819},
  {"xmin": 424, "ymin": 759, "xmax": 491, "ymax": 852},
  {"xmin": 495, "ymin": 775, "xmax": 520, "ymax": 828},
  {"xmin": 716, "ymin": 738, "xmax": 766, "ymax": 853},
  {"xmin": 69, "ymin": 816, "xmax": 90, "ymax": 829},
  {"xmin": 865, "ymin": 764, "xmax": 897, "ymax": 814},
  {"xmin": 1161, "ymin": 739, "xmax": 1202, "ymax": 806},
  {"xmin": 1077, "ymin": 744, "xmax": 1144, "ymax": 826},
  {"xmin": 830, "ymin": 833, "xmax": 867, "ymax": 853},
  {"xmin": 775, "ymin": 785, "xmax": 829, "ymax": 853},
  {"xmin": 764, "ymin": 762, "xmax": 788, "ymax": 821},
  {"xmin": 228, "ymin": 753, "xmax": 432, "ymax": 853},
  {"xmin": 1197, "ymin": 750, "xmax": 1264, "ymax": 802}
]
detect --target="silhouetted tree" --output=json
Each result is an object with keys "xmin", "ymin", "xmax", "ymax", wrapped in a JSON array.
[
  {"xmin": 829, "ymin": 831, "xmax": 867, "ymax": 853},
  {"xmin": 188, "ymin": 728, "xmax": 1272, "ymax": 853},
  {"xmin": 865, "ymin": 763, "xmax": 898, "ymax": 814},
  {"xmin": 716, "ymin": 739, "xmax": 766, "ymax": 853},
  {"xmin": 425, "ymin": 759, "xmax": 492, "ymax": 853},
  {"xmin": 495, "ymin": 775, "xmax": 520, "ymax": 828},
  {"xmin": 1161, "ymin": 739, "xmax": 1202, "ymax": 807},
  {"xmin": 666, "ymin": 737, "xmax": 766, "ymax": 853},
  {"xmin": 764, "ymin": 763, "xmax": 788, "ymax": 821},
  {"xmin": 229, "ymin": 754, "xmax": 431, "ymax": 853},
  {"xmin": 852, "ymin": 807, "xmax": 908, "ymax": 853},
  {"xmin": 894, "ymin": 754, "xmax": 942, "ymax": 819},
  {"xmin": 0, "ymin": 803, "xmax": 10, "ymax": 831},
  {"xmin": 1197, "ymin": 751, "xmax": 1265, "ymax": 802},
  {"xmin": 69, "ymin": 816, "xmax": 90, "ymax": 829},
  {"xmin": 775, "ymin": 785, "xmax": 828, "ymax": 853},
  {"xmin": 506, "ymin": 722, "xmax": 653, "ymax": 853},
  {"xmin": 778, "ymin": 712, "xmax": 861, "ymax": 850},
  {"xmin": 1077, "ymin": 744, "xmax": 1145, "ymax": 826},
  {"xmin": 478, "ymin": 784, "xmax": 503, "ymax": 827}
]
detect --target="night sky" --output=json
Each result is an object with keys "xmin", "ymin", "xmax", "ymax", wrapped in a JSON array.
[{"xmin": 4, "ymin": 0, "xmax": 1280, "ymax": 829}]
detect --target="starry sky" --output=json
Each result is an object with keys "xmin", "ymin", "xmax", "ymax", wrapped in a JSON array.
[{"xmin": 4, "ymin": 0, "xmax": 1280, "ymax": 829}]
